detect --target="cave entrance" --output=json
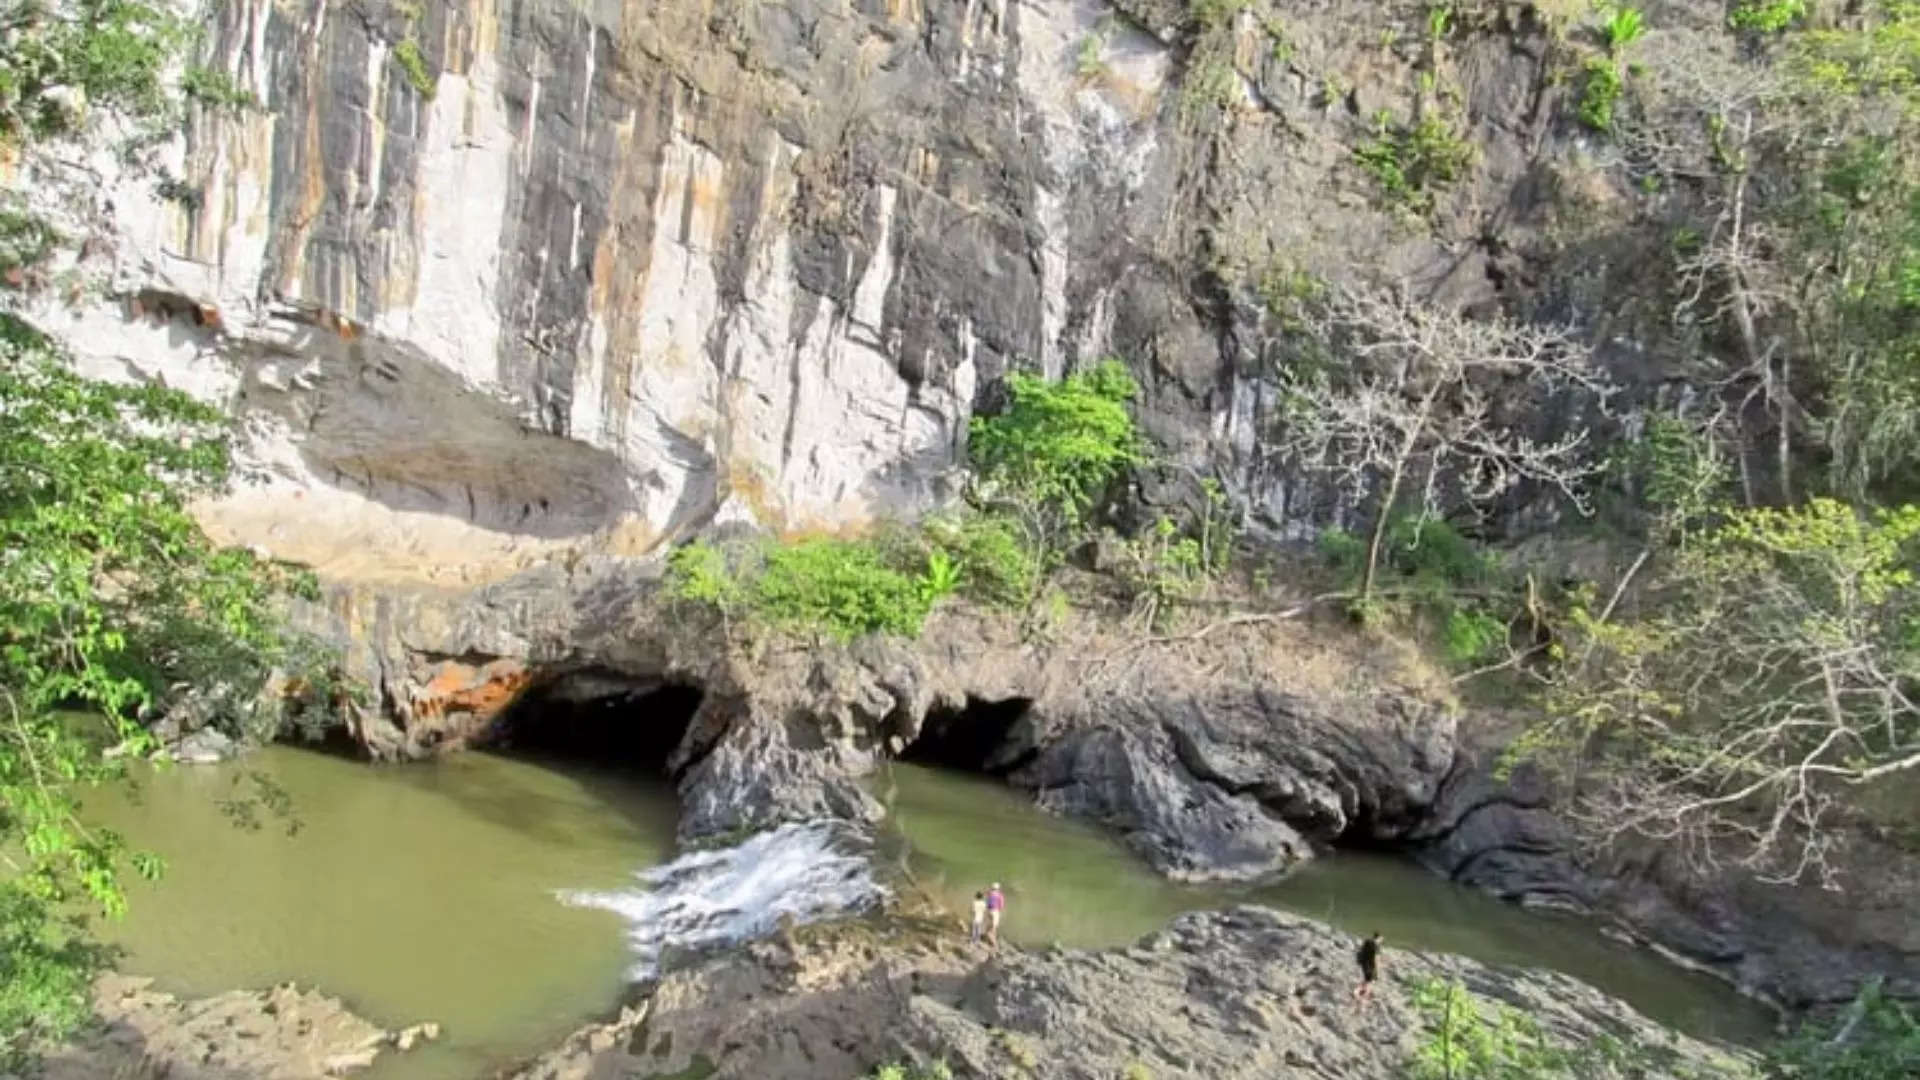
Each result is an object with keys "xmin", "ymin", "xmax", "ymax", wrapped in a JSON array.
[
  {"xmin": 898, "ymin": 695, "xmax": 1036, "ymax": 775},
  {"xmin": 488, "ymin": 669, "xmax": 704, "ymax": 778}
]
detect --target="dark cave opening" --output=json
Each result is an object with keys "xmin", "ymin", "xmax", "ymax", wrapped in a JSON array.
[
  {"xmin": 898, "ymin": 695, "xmax": 1037, "ymax": 775},
  {"xmin": 489, "ymin": 669, "xmax": 705, "ymax": 778}
]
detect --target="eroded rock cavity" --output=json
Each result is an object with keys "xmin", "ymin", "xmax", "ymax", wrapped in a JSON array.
[
  {"xmin": 487, "ymin": 669, "xmax": 705, "ymax": 777},
  {"xmin": 896, "ymin": 695, "xmax": 1037, "ymax": 775}
]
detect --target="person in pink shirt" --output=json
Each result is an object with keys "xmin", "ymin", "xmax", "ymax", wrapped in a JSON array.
[{"xmin": 984, "ymin": 882, "xmax": 1006, "ymax": 949}]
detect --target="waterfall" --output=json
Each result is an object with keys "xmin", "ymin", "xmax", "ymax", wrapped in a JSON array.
[{"xmin": 558, "ymin": 820, "xmax": 887, "ymax": 978}]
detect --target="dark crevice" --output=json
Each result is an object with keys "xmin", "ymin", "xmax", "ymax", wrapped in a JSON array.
[
  {"xmin": 489, "ymin": 668, "xmax": 705, "ymax": 779},
  {"xmin": 897, "ymin": 695, "xmax": 1036, "ymax": 775}
]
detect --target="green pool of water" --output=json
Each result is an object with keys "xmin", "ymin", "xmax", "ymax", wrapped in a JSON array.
[
  {"xmin": 877, "ymin": 762, "xmax": 1778, "ymax": 1046},
  {"xmin": 79, "ymin": 746, "xmax": 678, "ymax": 1080},
  {"xmin": 76, "ymin": 747, "xmax": 1773, "ymax": 1077}
]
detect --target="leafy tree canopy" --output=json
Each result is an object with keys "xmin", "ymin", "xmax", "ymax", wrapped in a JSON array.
[{"xmin": 0, "ymin": 316, "xmax": 317, "ymax": 1063}]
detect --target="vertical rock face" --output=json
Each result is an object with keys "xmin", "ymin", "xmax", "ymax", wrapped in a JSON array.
[
  {"xmin": 18, "ymin": 0, "xmax": 1169, "ymax": 583},
  {"xmin": 17, "ymin": 0, "xmax": 1588, "ymax": 583}
]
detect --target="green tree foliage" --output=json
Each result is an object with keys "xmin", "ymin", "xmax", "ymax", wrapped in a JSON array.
[
  {"xmin": 667, "ymin": 537, "xmax": 957, "ymax": 643},
  {"xmin": 1407, "ymin": 976, "xmax": 1733, "ymax": 1078},
  {"xmin": 1355, "ymin": 109, "xmax": 1475, "ymax": 210},
  {"xmin": 1602, "ymin": 5, "xmax": 1646, "ymax": 54},
  {"xmin": 1613, "ymin": 0, "xmax": 1920, "ymax": 501},
  {"xmin": 1579, "ymin": 56, "xmax": 1625, "ymax": 131},
  {"xmin": 756, "ymin": 538, "xmax": 950, "ymax": 640},
  {"xmin": 1318, "ymin": 515, "xmax": 1513, "ymax": 665},
  {"xmin": 1765, "ymin": 979, "xmax": 1920, "ymax": 1079},
  {"xmin": 670, "ymin": 360, "xmax": 1149, "ymax": 642},
  {"xmin": 392, "ymin": 37, "xmax": 436, "ymax": 100},
  {"xmin": 1409, "ymin": 977, "xmax": 1576, "ymax": 1079},
  {"xmin": 1730, "ymin": 0, "xmax": 1807, "ymax": 34},
  {"xmin": 179, "ymin": 64, "xmax": 257, "ymax": 110},
  {"xmin": 866, "ymin": 1061, "xmax": 953, "ymax": 1080},
  {"xmin": 1517, "ymin": 498, "xmax": 1920, "ymax": 884},
  {"xmin": 916, "ymin": 512, "xmax": 1036, "ymax": 608},
  {"xmin": 0, "ymin": 317, "xmax": 319, "ymax": 1063}
]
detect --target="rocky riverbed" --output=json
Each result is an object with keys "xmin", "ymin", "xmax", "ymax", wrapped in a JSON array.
[
  {"xmin": 508, "ymin": 904, "xmax": 1752, "ymax": 1080},
  {"xmin": 32, "ymin": 974, "xmax": 436, "ymax": 1080}
]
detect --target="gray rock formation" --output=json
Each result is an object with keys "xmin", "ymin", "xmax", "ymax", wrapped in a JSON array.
[
  {"xmin": 36, "ymin": 974, "xmax": 431, "ymax": 1080},
  {"xmin": 167, "ymin": 727, "xmax": 240, "ymax": 765},
  {"xmin": 508, "ymin": 906, "xmax": 1751, "ymax": 1080},
  {"xmin": 1415, "ymin": 753, "xmax": 1920, "ymax": 1012},
  {"xmin": 290, "ymin": 555, "xmax": 1918, "ymax": 1013},
  {"xmin": 296, "ymin": 558, "xmax": 1455, "ymax": 877}
]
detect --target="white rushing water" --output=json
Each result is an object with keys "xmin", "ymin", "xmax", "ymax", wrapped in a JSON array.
[{"xmin": 559, "ymin": 820, "xmax": 889, "ymax": 978}]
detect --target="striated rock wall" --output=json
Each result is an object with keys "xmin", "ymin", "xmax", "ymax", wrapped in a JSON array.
[{"xmin": 10, "ymin": 0, "xmax": 1614, "ymax": 586}]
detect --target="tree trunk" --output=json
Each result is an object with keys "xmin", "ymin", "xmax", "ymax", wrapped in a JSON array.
[
  {"xmin": 1361, "ymin": 387, "xmax": 1441, "ymax": 604},
  {"xmin": 1361, "ymin": 459, "xmax": 1406, "ymax": 605}
]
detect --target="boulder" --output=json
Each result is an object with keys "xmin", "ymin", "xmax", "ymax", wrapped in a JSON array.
[
  {"xmin": 167, "ymin": 727, "xmax": 238, "ymax": 765},
  {"xmin": 37, "ymin": 975, "xmax": 430, "ymax": 1080}
]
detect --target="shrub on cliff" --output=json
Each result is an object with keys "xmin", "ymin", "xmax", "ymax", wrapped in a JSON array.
[
  {"xmin": 667, "ymin": 536, "xmax": 958, "ymax": 643},
  {"xmin": 0, "ymin": 0, "xmax": 188, "ymax": 143},
  {"xmin": 968, "ymin": 358, "xmax": 1142, "ymax": 561},
  {"xmin": 0, "ymin": 315, "xmax": 319, "ymax": 1063}
]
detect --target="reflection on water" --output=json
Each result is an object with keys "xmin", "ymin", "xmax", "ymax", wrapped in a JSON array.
[
  {"xmin": 879, "ymin": 762, "xmax": 1776, "ymax": 1046},
  {"xmin": 80, "ymin": 746, "xmax": 679, "ymax": 1080}
]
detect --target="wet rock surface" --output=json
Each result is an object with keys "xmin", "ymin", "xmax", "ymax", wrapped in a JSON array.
[
  {"xmin": 35, "ymin": 974, "xmax": 432, "ymax": 1080},
  {"xmin": 507, "ymin": 906, "xmax": 1749, "ymax": 1080}
]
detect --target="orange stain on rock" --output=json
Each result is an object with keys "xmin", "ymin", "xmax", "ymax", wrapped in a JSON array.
[{"xmin": 408, "ymin": 658, "xmax": 534, "ymax": 746}]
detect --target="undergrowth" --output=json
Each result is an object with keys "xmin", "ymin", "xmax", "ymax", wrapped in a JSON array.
[
  {"xmin": 1318, "ymin": 514, "xmax": 1515, "ymax": 668},
  {"xmin": 669, "ymin": 358, "xmax": 1232, "ymax": 641},
  {"xmin": 1355, "ymin": 109, "xmax": 1474, "ymax": 210}
]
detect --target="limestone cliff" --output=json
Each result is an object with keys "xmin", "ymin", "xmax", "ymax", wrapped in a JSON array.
[{"xmin": 11, "ymin": 0, "xmax": 1604, "ymax": 586}]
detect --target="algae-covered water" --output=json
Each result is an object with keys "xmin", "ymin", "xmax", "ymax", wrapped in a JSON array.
[{"xmin": 79, "ymin": 749, "xmax": 1771, "ymax": 1080}]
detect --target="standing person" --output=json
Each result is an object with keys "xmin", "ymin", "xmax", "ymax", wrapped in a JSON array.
[
  {"xmin": 1352, "ymin": 931, "xmax": 1383, "ymax": 1007},
  {"xmin": 985, "ymin": 882, "xmax": 1006, "ymax": 949},
  {"xmin": 969, "ymin": 891, "xmax": 987, "ymax": 945}
]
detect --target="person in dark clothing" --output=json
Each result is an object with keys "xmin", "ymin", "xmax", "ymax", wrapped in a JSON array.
[{"xmin": 1352, "ymin": 931, "xmax": 1383, "ymax": 1007}]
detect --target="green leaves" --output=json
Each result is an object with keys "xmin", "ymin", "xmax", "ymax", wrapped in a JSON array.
[
  {"xmin": 1521, "ymin": 497, "xmax": 1920, "ymax": 885},
  {"xmin": 1766, "ymin": 979, "xmax": 1920, "ymax": 1078},
  {"xmin": 0, "ymin": 0, "xmax": 190, "ymax": 142},
  {"xmin": 1, "ymin": 316, "xmax": 319, "ymax": 1062},
  {"xmin": 670, "ymin": 360, "xmax": 1147, "ymax": 641},
  {"xmin": 968, "ymin": 359, "xmax": 1140, "ymax": 527},
  {"xmin": 667, "ymin": 536, "xmax": 956, "ymax": 642},
  {"xmin": 755, "ymin": 539, "xmax": 939, "ymax": 641},
  {"xmin": 1602, "ymin": 5, "xmax": 1647, "ymax": 54},
  {"xmin": 1731, "ymin": 0, "xmax": 1808, "ymax": 34}
]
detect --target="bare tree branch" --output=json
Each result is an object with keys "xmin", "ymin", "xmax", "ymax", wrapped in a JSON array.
[{"xmin": 1276, "ymin": 283, "xmax": 1616, "ymax": 601}]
